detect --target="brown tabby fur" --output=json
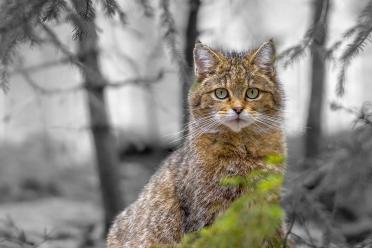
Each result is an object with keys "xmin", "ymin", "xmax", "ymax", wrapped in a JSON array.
[{"xmin": 107, "ymin": 40, "xmax": 288, "ymax": 248}]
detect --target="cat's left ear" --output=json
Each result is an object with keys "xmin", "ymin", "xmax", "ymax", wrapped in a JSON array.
[{"xmin": 249, "ymin": 39, "xmax": 276, "ymax": 75}]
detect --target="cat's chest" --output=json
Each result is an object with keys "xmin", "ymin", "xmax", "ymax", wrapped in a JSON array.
[
  {"xmin": 187, "ymin": 159, "xmax": 256, "ymax": 202},
  {"xmin": 222, "ymin": 161, "xmax": 248, "ymax": 175},
  {"xmin": 179, "ymin": 157, "xmax": 266, "ymax": 231},
  {"xmin": 181, "ymin": 161, "xmax": 249, "ymax": 233},
  {"xmin": 210, "ymin": 157, "xmax": 261, "ymax": 177}
]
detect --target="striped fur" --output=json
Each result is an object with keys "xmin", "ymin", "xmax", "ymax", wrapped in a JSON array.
[{"xmin": 107, "ymin": 40, "xmax": 287, "ymax": 248}]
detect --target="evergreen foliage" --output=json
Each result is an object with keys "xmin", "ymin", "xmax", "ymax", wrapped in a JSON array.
[
  {"xmin": 0, "ymin": 0, "xmax": 126, "ymax": 93},
  {"xmin": 277, "ymin": 0, "xmax": 329, "ymax": 68},
  {"xmin": 279, "ymin": 0, "xmax": 372, "ymax": 97},
  {"xmin": 335, "ymin": 1, "xmax": 372, "ymax": 96},
  {"xmin": 175, "ymin": 154, "xmax": 289, "ymax": 248}
]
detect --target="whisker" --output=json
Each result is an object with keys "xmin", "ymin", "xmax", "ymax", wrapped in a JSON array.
[
  {"xmin": 170, "ymin": 116, "xmax": 220, "ymax": 143},
  {"xmin": 251, "ymin": 122, "xmax": 267, "ymax": 135},
  {"xmin": 187, "ymin": 118, "xmax": 220, "ymax": 140},
  {"xmin": 165, "ymin": 114, "xmax": 219, "ymax": 144},
  {"xmin": 253, "ymin": 114, "xmax": 282, "ymax": 131}
]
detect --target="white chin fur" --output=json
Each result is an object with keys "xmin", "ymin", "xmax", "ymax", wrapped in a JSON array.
[{"xmin": 223, "ymin": 120, "xmax": 251, "ymax": 132}]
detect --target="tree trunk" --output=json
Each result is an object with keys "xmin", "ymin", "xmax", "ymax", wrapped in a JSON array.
[
  {"xmin": 73, "ymin": 1, "xmax": 124, "ymax": 234},
  {"xmin": 305, "ymin": 0, "xmax": 330, "ymax": 160},
  {"xmin": 182, "ymin": 0, "xmax": 201, "ymax": 136}
]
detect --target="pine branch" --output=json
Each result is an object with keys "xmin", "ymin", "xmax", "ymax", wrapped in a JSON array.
[
  {"xmin": 0, "ymin": 0, "xmax": 51, "ymax": 91},
  {"xmin": 0, "ymin": 0, "xmax": 128, "ymax": 93},
  {"xmin": 101, "ymin": 0, "xmax": 119, "ymax": 17},
  {"xmin": 341, "ymin": 27, "xmax": 372, "ymax": 66},
  {"xmin": 0, "ymin": 1, "xmax": 44, "ymax": 61},
  {"xmin": 278, "ymin": 0, "xmax": 329, "ymax": 68},
  {"xmin": 41, "ymin": 0, "xmax": 67, "ymax": 22},
  {"xmin": 326, "ymin": 24, "xmax": 364, "ymax": 61},
  {"xmin": 336, "ymin": 65, "xmax": 347, "ymax": 96},
  {"xmin": 335, "ymin": 0, "xmax": 372, "ymax": 96},
  {"xmin": 74, "ymin": 0, "xmax": 95, "ymax": 21},
  {"xmin": 277, "ymin": 40, "xmax": 311, "ymax": 68},
  {"xmin": 97, "ymin": 0, "xmax": 126, "ymax": 22},
  {"xmin": 0, "ymin": 0, "xmax": 129, "ymax": 95},
  {"xmin": 65, "ymin": 0, "xmax": 95, "ymax": 40},
  {"xmin": 69, "ymin": 14, "xmax": 91, "ymax": 40},
  {"xmin": 336, "ymin": 26, "xmax": 372, "ymax": 97}
]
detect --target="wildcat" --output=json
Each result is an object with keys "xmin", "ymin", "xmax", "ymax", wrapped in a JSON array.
[{"xmin": 107, "ymin": 39, "xmax": 287, "ymax": 248}]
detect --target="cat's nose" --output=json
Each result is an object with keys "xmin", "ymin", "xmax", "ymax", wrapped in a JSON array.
[{"xmin": 232, "ymin": 107, "xmax": 243, "ymax": 114}]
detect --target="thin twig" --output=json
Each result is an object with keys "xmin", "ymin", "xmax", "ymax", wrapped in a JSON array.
[
  {"xmin": 17, "ymin": 66, "xmax": 81, "ymax": 95},
  {"xmin": 16, "ymin": 63, "xmax": 169, "ymax": 95},
  {"xmin": 9, "ymin": 57, "xmax": 74, "ymax": 76},
  {"xmin": 283, "ymin": 215, "xmax": 296, "ymax": 248},
  {"xmin": 290, "ymin": 232, "xmax": 322, "ymax": 248}
]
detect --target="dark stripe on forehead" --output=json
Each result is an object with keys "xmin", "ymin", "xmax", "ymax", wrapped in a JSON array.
[
  {"xmin": 222, "ymin": 50, "xmax": 250, "ymax": 59},
  {"xmin": 227, "ymin": 80, "xmax": 247, "ymax": 98},
  {"xmin": 201, "ymin": 74, "xmax": 226, "ymax": 89}
]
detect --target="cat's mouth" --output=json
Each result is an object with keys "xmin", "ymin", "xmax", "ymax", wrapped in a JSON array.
[{"xmin": 223, "ymin": 118, "xmax": 251, "ymax": 132}]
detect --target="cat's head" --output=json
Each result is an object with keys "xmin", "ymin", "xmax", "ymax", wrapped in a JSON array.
[{"xmin": 188, "ymin": 40, "xmax": 283, "ymax": 134}]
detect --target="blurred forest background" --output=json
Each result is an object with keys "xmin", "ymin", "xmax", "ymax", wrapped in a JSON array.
[{"xmin": 0, "ymin": 0, "xmax": 372, "ymax": 247}]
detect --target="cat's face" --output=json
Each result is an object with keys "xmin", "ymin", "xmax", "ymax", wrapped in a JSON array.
[{"xmin": 189, "ymin": 40, "xmax": 283, "ymax": 134}]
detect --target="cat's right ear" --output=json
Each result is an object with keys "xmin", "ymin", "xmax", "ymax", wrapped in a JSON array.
[
  {"xmin": 193, "ymin": 42, "xmax": 224, "ymax": 80},
  {"xmin": 248, "ymin": 39, "xmax": 276, "ymax": 76}
]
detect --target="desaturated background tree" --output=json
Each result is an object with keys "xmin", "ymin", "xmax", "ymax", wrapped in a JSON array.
[{"xmin": 0, "ymin": 0, "xmax": 371, "ymax": 247}]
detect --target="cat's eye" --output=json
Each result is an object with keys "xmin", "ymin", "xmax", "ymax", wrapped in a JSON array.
[
  {"xmin": 246, "ymin": 88, "xmax": 260, "ymax": 99},
  {"xmin": 215, "ymin": 88, "xmax": 229, "ymax": 99}
]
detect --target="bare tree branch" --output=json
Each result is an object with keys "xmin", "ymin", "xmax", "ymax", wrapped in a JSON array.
[
  {"xmin": 16, "ymin": 62, "xmax": 169, "ymax": 96},
  {"xmin": 107, "ymin": 70, "xmax": 165, "ymax": 88},
  {"xmin": 9, "ymin": 57, "xmax": 73, "ymax": 76}
]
